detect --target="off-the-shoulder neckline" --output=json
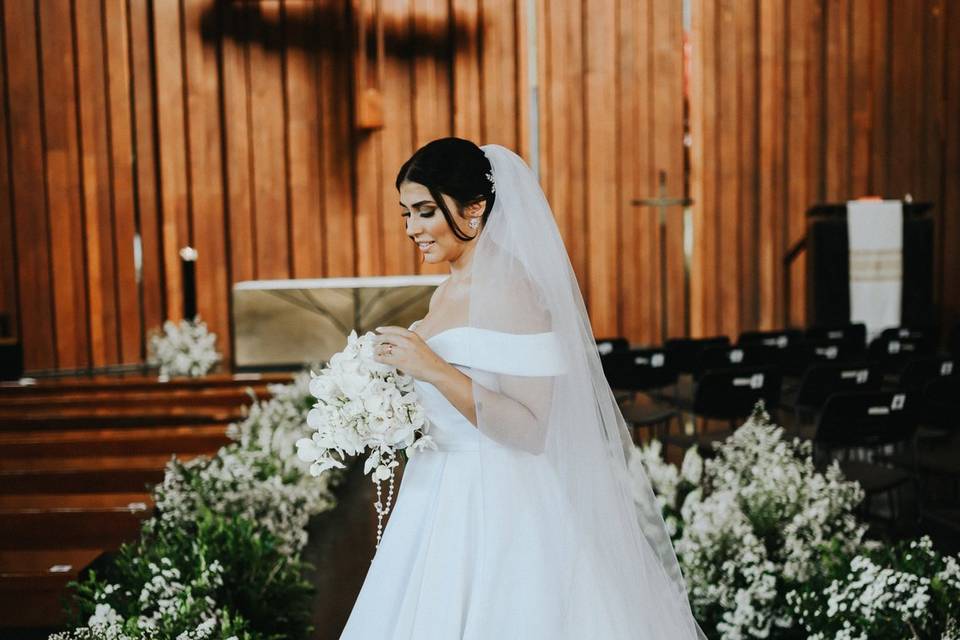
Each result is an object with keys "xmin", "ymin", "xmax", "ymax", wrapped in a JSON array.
[{"xmin": 410, "ymin": 321, "xmax": 553, "ymax": 345}]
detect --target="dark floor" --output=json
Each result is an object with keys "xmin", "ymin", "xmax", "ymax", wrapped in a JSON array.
[{"xmin": 304, "ymin": 461, "xmax": 390, "ymax": 640}]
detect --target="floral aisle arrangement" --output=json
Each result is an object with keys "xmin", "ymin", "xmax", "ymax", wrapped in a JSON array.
[
  {"xmin": 633, "ymin": 403, "xmax": 867, "ymax": 639},
  {"xmin": 633, "ymin": 402, "xmax": 960, "ymax": 640},
  {"xmin": 148, "ymin": 315, "xmax": 222, "ymax": 378},
  {"xmin": 54, "ymin": 370, "xmax": 339, "ymax": 640},
  {"xmin": 296, "ymin": 329, "xmax": 435, "ymax": 547},
  {"xmin": 788, "ymin": 536, "xmax": 960, "ymax": 640}
]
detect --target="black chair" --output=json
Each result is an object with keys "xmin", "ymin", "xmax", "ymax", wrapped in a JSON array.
[
  {"xmin": 879, "ymin": 326, "xmax": 937, "ymax": 343},
  {"xmin": 662, "ymin": 365, "xmax": 782, "ymax": 454},
  {"xmin": 803, "ymin": 337, "xmax": 868, "ymax": 365},
  {"xmin": 664, "ymin": 336, "xmax": 730, "ymax": 374},
  {"xmin": 897, "ymin": 355, "xmax": 956, "ymax": 393},
  {"xmin": 602, "ymin": 348, "xmax": 679, "ymax": 441},
  {"xmin": 737, "ymin": 329, "xmax": 806, "ymax": 376},
  {"xmin": 868, "ymin": 334, "xmax": 936, "ymax": 374},
  {"xmin": 813, "ymin": 391, "xmax": 917, "ymax": 523},
  {"xmin": 696, "ymin": 344, "xmax": 779, "ymax": 378},
  {"xmin": 596, "ymin": 337, "xmax": 629, "ymax": 356},
  {"xmin": 739, "ymin": 328, "xmax": 803, "ymax": 348},
  {"xmin": 805, "ymin": 323, "xmax": 867, "ymax": 347},
  {"xmin": 884, "ymin": 376, "xmax": 960, "ymax": 479},
  {"xmin": 657, "ymin": 336, "xmax": 731, "ymax": 410},
  {"xmin": 784, "ymin": 361, "xmax": 882, "ymax": 437}
]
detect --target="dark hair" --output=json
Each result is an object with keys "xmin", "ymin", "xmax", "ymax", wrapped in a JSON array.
[{"xmin": 395, "ymin": 137, "xmax": 495, "ymax": 241}]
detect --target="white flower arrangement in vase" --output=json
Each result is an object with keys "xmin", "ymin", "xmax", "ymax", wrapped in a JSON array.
[
  {"xmin": 148, "ymin": 315, "xmax": 222, "ymax": 379},
  {"xmin": 296, "ymin": 329, "xmax": 436, "ymax": 547}
]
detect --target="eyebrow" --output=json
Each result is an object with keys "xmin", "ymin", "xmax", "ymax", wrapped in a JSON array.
[{"xmin": 399, "ymin": 200, "xmax": 435, "ymax": 209}]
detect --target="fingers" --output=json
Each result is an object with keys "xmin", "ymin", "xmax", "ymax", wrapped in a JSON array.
[{"xmin": 374, "ymin": 326, "xmax": 417, "ymax": 340}]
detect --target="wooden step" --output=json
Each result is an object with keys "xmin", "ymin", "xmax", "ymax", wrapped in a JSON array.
[
  {"xmin": 1, "ymin": 387, "xmax": 267, "ymax": 409},
  {"xmin": 0, "ymin": 408, "xmax": 241, "ymax": 430},
  {"xmin": 0, "ymin": 372, "xmax": 293, "ymax": 396},
  {"xmin": 0, "ymin": 493, "xmax": 152, "ymax": 549},
  {"xmin": 0, "ymin": 454, "xmax": 201, "ymax": 494},
  {"xmin": 0, "ymin": 425, "xmax": 229, "ymax": 459},
  {"xmin": 0, "ymin": 548, "xmax": 104, "ymax": 627}
]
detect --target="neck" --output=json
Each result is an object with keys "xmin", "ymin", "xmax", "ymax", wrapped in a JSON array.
[{"xmin": 447, "ymin": 233, "xmax": 479, "ymax": 281}]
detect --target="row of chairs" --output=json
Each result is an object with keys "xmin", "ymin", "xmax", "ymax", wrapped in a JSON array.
[{"xmin": 598, "ymin": 323, "xmax": 960, "ymax": 536}]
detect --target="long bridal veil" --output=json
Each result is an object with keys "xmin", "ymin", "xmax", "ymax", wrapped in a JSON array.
[{"xmin": 466, "ymin": 144, "xmax": 706, "ymax": 638}]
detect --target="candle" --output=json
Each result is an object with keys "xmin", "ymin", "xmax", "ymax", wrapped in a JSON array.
[{"xmin": 179, "ymin": 246, "xmax": 198, "ymax": 321}]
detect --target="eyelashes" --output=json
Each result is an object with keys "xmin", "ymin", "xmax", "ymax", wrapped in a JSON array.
[{"xmin": 400, "ymin": 209, "xmax": 436, "ymax": 218}]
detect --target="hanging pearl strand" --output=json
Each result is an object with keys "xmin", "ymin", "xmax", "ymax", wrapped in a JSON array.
[{"xmin": 373, "ymin": 449, "xmax": 397, "ymax": 550}]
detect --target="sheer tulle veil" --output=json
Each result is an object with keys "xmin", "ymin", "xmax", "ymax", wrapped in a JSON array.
[{"xmin": 466, "ymin": 144, "xmax": 706, "ymax": 638}]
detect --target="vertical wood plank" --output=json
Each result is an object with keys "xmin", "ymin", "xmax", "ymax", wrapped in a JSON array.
[
  {"xmin": 285, "ymin": 0, "xmax": 325, "ymax": 279},
  {"xmin": 689, "ymin": 0, "xmax": 717, "ymax": 337},
  {"xmin": 183, "ymin": 0, "xmax": 230, "ymax": 362},
  {"xmin": 738, "ymin": 0, "xmax": 759, "ymax": 330},
  {"xmin": 317, "ymin": 0, "xmax": 355, "ymax": 277},
  {"xmin": 652, "ymin": 0, "xmax": 686, "ymax": 339},
  {"xmin": 129, "ymin": 0, "xmax": 166, "ymax": 335},
  {"xmin": 823, "ymin": 0, "xmax": 850, "ymax": 200},
  {"xmin": 542, "ymin": 0, "xmax": 585, "ymax": 298},
  {"xmin": 451, "ymin": 0, "xmax": 481, "ymax": 142},
  {"xmin": 920, "ymin": 0, "xmax": 945, "ymax": 306},
  {"xmin": 382, "ymin": 0, "xmax": 417, "ymax": 273},
  {"xmin": 617, "ymin": 0, "xmax": 648, "ymax": 343},
  {"xmin": 103, "ymin": 0, "xmax": 143, "ymax": 364},
  {"xmin": 758, "ymin": 0, "xmax": 784, "ymax": 330},
  {"xmin": 220, "ymin": 1, "xmax": 256, "ymax": 283},
  {"xmin": 887, "ymin": 0, "xmax": 923, "ymax": 198},
  {"xmin": 939, "ymin": 0, "xmax": 959, "ymax": 330},
  {"xmin": 514, "ymin": 0, "xmax": 529, "ymax": 161},
  {"xmin": 411, "ymin": 0, "xmax": 451, "ymax": 276},
  {"xmin": 867, "ymin": 0, "xmax": 889, "ymax": 193},
  {"xmin": 583, "ymin": 0, "xmax": 618, "ymax": 336},
  {"xmin": 848, "ymin": 0, "xmax": 872, "ymax": 197},
  {"xmin": 248, "ymin": 1, "xmax": 291, "ymax": 279},
  {"xmin": 353, "ymin": 0, "xmax": 384, "ymax": 277},
  {"xmin": 38, "ymin": 0, "xmax": 90, "ymax": 368},
  {"xmin": 75, "ymin": 0, "xmax": 121, "ymax": 365},
  {"xmin": 153, "ymin": 0, "xmax": 190, "ymax": 319},
  {"xmin": 715, "ymin": 0, "xmax": 741, "ymax": 339},
  {"xmin": 479, "ymin": 0, "xmax": 516, "ymax": 148},
  {"xmin": 0, "ymin": 1, "xmax": 16, "ymax": 339},
  {"xmin": 4, "ymin": 0, "xmax": 57, "ymax": 368}
]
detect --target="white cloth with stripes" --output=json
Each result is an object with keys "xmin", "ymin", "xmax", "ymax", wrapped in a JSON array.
[{"xmin": 847, "ymin": 199, "xmax": 903, "ymax": 341}]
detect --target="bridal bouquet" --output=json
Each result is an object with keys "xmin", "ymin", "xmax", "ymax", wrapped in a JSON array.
[{"xmin": 296, "ymin": 329, "xmax": 435, "ymax": 546}]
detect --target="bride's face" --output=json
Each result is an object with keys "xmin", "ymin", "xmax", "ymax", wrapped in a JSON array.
[{"xmin": 399, "ymin": 181, "xmax": 475, "ymax": 264}]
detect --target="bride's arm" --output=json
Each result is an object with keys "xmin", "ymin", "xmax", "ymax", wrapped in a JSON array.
[
  {"xmin": 426, "ymin": 363, "xmax": 555, "ymax": 455},
  {"xmin": 423, "ymin": 363, "xmax": 479, "ymax": 427}
]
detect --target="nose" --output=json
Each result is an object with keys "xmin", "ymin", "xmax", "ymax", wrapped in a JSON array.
[{"xmin": 405, "ymin": 215, "xmax": 423, "ymax": 237}]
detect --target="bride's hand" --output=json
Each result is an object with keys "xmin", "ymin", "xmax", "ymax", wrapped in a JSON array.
[{"xmin": 372, "ymin": 326, "xmax": 448, "ymax": 384}]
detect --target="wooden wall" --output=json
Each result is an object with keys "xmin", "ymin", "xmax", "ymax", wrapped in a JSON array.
[
  {"xmin": 0, "ymin": 0, "xmax": 528, "ymax": 372},
  {"xmin": 1, "ymin": 0, "xmax": 957, "ymax": 373},
  {"xmin": 689, "ymin": 0, "xmax": 960, "ymax": 340}
]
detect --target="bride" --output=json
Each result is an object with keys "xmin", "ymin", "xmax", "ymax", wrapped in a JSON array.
[{"xmin": 339, "ymin": 138, "xmax": 705, "ymax": 639}]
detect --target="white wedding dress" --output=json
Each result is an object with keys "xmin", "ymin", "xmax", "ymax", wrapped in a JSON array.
[{"xmin": 338, "ymin": 322, "xmax": 684, "ymax": 639}]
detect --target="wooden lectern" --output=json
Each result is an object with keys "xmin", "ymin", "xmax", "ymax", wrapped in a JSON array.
[{"xmin": 790, "ymin": 202, "xmax": 934, "ymax": 329}]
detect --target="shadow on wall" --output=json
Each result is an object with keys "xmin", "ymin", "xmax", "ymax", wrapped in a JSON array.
[{"xmin": 200, "ymin": 0, "xmax": 481, "ymax": 58}]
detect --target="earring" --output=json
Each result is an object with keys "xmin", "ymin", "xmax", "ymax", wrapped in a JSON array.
[{"xmin": 468, "ymin": 218, "xmax": 480, "ymax": 229}]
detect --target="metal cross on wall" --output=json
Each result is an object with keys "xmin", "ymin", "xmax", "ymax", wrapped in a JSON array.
[{"xmin": 631, "ymin": 171, "xmax": 694, "ymax": 343}]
